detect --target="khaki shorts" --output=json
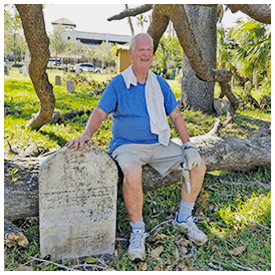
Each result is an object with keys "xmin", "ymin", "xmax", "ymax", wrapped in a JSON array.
[{"xmin": 111, "ymin": 141, "xmax": 183, "ymax": 176}]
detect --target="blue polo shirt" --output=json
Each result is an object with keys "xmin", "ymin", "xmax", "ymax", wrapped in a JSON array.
[{"xmin": 97, "ymin": 74, "xmax": 178, "ymax": 154}]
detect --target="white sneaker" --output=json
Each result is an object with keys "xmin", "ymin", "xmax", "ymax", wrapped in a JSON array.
[
  {"xmin": 172, "ymin": 215, "xmax": 208, "ymax": 245},
  {"xmin": 128, "ymin": 229, "xmax": 149, "ymax": 262}
]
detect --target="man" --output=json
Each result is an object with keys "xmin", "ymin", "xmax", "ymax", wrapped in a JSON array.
[{"xmin": 66, "ymin": 33, "xmax": 207, "ymax": 262}]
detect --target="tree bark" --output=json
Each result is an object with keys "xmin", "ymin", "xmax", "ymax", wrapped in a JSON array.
[
  {"xmin": 147, "ymin": 6, "xmax": 170, "ymax": 53},
  {"xmin": 4, "ymin": 124, "xmax": 270, "ymax": 221},
  {"xmin": 107, "ymin": 4, "xmax": 153, "ymax": 21},
  {"xmin": 147, "ymin": 5, "xmax": 233, "ymax": 113},
  {"xmin": 178, "ymin": 5, "xmax": 217, "ymax": 112},
  {"xmin": 226, "ymin": 4, "xmax": 271, "ymax": 24},
  {"xmin": 15, "ymin": 4, "xmax": 55, "ymax": 130}
]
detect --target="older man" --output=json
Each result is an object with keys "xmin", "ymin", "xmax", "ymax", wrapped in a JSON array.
[{"xmin": 66, "ymin": 33, "xmax": 207, "ymax": 262}]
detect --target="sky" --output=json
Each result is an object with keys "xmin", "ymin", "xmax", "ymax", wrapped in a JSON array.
[{"xmin": 43, "ymin": 4, "xmax": 248, "ymax": 36}]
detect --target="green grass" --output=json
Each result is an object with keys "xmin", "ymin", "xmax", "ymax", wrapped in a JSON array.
[{"xmin": 4, "ymin": 69, "xmax": 271, "ymax": 271}]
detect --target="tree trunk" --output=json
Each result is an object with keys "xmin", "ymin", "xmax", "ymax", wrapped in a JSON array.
[
  {"xmin": 15, "ymin": 4, "xmax": 55, "ymax": 130},
  {"xmin": 180, "ymin": 5, "xmax": 217, "ymax": 113},
  {"xmin": 4, "ymin": 125, "xmax": 270, "ymax": 221}
]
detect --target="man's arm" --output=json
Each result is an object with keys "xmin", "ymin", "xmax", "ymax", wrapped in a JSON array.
[
  {"xmin": 169, "ymin": 106, "xmax": 190, "ymax": 144},
  {"xmin": 66, "ymin": 107, "xmax": 107, "ymax": 151}
]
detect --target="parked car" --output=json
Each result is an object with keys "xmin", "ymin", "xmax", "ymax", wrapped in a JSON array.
[
  {"xmin": 74, "ymin": 63, "xmax": 102, "ymax": 73},
  {"xmin": 48, "ymin": 58, "xmax": 61, "ymax": 65}
]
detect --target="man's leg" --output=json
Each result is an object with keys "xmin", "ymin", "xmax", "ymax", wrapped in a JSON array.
[
  {"xmin": 172, "ymin": 158, "xmax": 208, "ymax": 245},
  {"xmin": 122, "ymin": 161, "xmax": 148, "ymax": 261},
  {"xmin": 181, "ymin": 157, "xmax": 206, "ymax": 203},
  {"xmin": 122, "ymin": 161, "xmax": 143, "ymax": 223}
]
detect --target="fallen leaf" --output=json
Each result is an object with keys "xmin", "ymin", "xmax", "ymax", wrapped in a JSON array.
[
  {"xmin": 246, "ymin": 224, "xmax": 259, "ymax": 232},
  {"xmin": 83, "ymin": 257, "xmax": 97, "ymax": 263},
  {"xmin": 178, "ymin": 262, "xmax": 188, "ymax": 271},
  {"xmin": 211, "ymin": 244, "xmax": 217, "ymax": 252},
  {"xmin": 154, "ymin": 233, "xmax": 173, "ymax": 240},
  {"xmin": 229, "ymin": 245, "xmax": 246, "ymax": 256},
  {"xmin": 4, "ymin": 232, "xmax": 29, "ymax": 248},
  {"xmin": 180, "ymin": 245, "xmax": 188, "ymax": 255},
  {"xmin": 174, "ymin": 247, "xmax": 180, "ymax": 262},
  {"xmin": 154, "ymin": 264, "xmax": 162, "ymax": 271},
  {"xmin": 197, "ymin": 192, "xmax": 209, "ymax": 207},
  {"xmin": 138, "ymin": 262, "xmax": 147, "ymax": 271},
  {"xmin": 151, "ymin": 246, "xmax": 164, "ymax": 259},
  {"xmin": 176, "ymin": 237, "xmax": 189, "ymax": 247}
]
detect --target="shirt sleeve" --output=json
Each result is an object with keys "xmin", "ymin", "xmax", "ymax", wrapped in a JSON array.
[
  {"xmin": 97, "ymin": 77, "xmax": 118, "ymax": 115},
  {"xmin": 157, "ymin": 75, "xmax": 179, "ymax": 115}
]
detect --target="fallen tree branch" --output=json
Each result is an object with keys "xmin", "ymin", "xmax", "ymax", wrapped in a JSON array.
[
  {"xmin": 4, "ymin": 119, "xmax": 271, "ymax": 221},
  {"xmin": 148, "ymin": 219, "xmax": 174, "ymax": 235}
]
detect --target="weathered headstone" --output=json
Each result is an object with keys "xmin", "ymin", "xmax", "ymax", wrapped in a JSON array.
[
  {"xmin": 55, "ymin": 75, "xmax": 61, "ymax": 86},
  {"xmin": 24, "ymin": 50, "xmax": 31, "ymax": 68},
  {"xmin": 22, "ymin": 65, "xmax": 28, "ymax": 76},
  {"xmin": 39, "ymin": 145, "xmax": 118, "ymax": 260},
  {"xmin": 66, "ymin": 80, "xmax": 74, "ymax": 93},
  {"xmin": 4, "ymin": 64, "xmax": 8, "ymax": 75}
]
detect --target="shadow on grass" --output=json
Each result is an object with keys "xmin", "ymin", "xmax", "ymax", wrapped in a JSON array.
[
  {"xmin": 233, "ymin": 112, "xmax": 271, "ymax": 130},
  {"xmin": 40, "ymin": 130, "xmax": 68, "ymax": 147}
]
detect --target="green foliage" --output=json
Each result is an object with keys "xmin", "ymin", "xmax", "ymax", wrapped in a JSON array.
[
  {"xmin": 152, "ymin": 35, "xmax": 182, "ymax": 76},
  {"xmin": 4, "ymin": 5, "xmax": 27, "ymax": 61},
  {"xmin": 230, "ymin": 21, "xmax": 271, "ymax": 77},
  {"xmin": 217, "ymin": 19, "xmax": 271, "ymax": 95},
  {"xmin": 89, "ymin": 41, "xmax": 116, "ymax": 64}
]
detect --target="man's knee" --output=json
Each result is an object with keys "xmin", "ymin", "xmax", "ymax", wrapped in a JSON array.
[
  {"xmin": 123, "ymin": 161, "xmax": 142, "ymax": 182},
  {"xmin": 191, "ymin": 158, "xmax": 206, "ymax": 177}
]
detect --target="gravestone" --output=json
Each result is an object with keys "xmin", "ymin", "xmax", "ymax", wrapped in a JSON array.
[
  {"xmin": 4, "ymin": 64, "xmax": 8, "ymax": 75},
  {"xmin": 24, "ymin": 50, "xmax": 31, "ymax": 70},
  {"xmin": 39, "ymin": 145, "xmax": 118, "ymax": 260},
  {"xmin": 22, "ymin": 65, "xmax": 28, "ymax": 76},
  {"xmin": 55, "ymin": 75, "xmax": 61, "ymax": 86},
  {"xmin": 66, "ymin": 80, "xmax": 74, "ymax": 93}
]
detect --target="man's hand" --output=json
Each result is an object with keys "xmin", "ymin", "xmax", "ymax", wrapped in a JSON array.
[
  {"xmin": 182, "ymin": 142, "xmax": 201, "ymax": 171},
  {"xmin": 65, "ymin": 134, "xmax": 93, "ymax": 151}
]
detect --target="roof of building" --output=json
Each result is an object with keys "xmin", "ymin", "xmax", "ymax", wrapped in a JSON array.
[{"xmin": 52, "ymin": 18, "xmax": 76, "ymax": 27}]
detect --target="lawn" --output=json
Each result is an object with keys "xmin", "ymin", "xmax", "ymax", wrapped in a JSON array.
[{"xmin": 4, "ymin": 69, "xmax": 271, "ymax": 271}]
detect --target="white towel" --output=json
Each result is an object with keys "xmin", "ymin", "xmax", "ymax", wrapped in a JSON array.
[{"xmin": 121, "ymin": 65, "xmax": 170, "ymax": 146}]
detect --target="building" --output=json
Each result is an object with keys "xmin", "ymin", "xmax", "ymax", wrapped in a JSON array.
[{"xmin": 52, "ymin": 18, "xmax": 131, "ymax": 48}]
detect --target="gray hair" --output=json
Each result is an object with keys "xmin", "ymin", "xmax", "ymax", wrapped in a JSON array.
[{"xmin": 129, "ymin": 33, "xmax": 154, "ymax": 51}]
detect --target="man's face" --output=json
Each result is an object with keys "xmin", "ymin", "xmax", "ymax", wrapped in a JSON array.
[{"xmin": 129, "ymin": 36, "xmax": 153, "ymax": 71}]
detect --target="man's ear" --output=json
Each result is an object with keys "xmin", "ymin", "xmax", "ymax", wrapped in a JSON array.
[{"xmin": 128, "ymin": 50, "xmax": 133, "ymax": 61}]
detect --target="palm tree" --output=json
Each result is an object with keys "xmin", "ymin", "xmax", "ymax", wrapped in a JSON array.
[
  {"xmin": 230, "ymin": 20, "xmax": 271, "ymax": 78},
  {"xmin": 125, "ymin": 4, "xmax": 134, "ymax": 36},
  {"xmin": 136, "ymin": 14, "xmax": 147, "ymax": 33}
]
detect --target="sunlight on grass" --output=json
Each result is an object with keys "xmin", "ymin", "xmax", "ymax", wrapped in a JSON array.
[
  {"xmin": 220, "ymin": 192, "xmax": 271, "ymax": 229},
  {"xmin": 206, "ymin": 192, "xmax": 271, "ymax": 238}
]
